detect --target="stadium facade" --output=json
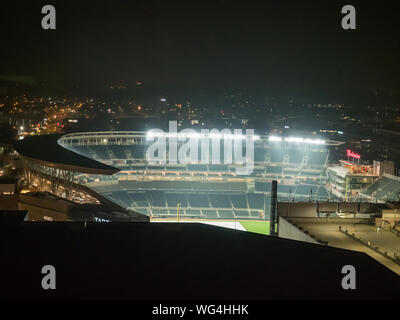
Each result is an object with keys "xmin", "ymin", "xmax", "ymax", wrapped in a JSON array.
[
  {"xmin": 7, "ymin": 134, "xmax": 148, "ymax": 222},
  {"xmin": 58, "ymin": 131, "xmax": 341, "ymax": 221}
]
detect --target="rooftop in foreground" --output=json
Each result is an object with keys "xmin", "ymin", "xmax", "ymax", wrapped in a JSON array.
[
  {"xmin": 1, "ymin": 221, "xmax": 399, "ymax": 299},
  {"xmin": 286, "ymin": 217, "xmax": 400, "ymax": 276},
  {"xmin": 12, "ymin": 134, "xmax": 119, "ymax": 175}
]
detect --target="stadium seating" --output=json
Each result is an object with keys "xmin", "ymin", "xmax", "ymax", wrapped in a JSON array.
[
  {"xmin": 129, "ymin": 192, "xmax": 149, "ymax": 207},
  {"xmin": 253, "ymin": 167, "xmax": 266, "ymax": 174},
  {"xmin": 316, "ymin": 187, "xmax": 329, "ymax": 198},
  {"xmin": 302, "ymin": 171, "xmax": 321, "ymax": 177},
  {"xmin": 284, "ymin": 167, "xmax": 300, "ymax": 173},
  {"xmin": 230, "ymin": 194, "xmax": 248, "ymax": 208},
  {"xmin": 69, "ymin": 145, "xmax": 95, "ymax": 159},
  {"xmin": 128, "ymin": 145, "xmax": 147, "ymax": 159},
  {"xmin": 234, "ymin": 210, "xmax": 250, "ymax": 218},
  {"xmin": 209, "ymin": 164, "xmax": 229, "ymax": 172},
  {"xmin": 289, "ymin": 149, "xmax": 304, "ymax": 164},
  {"xmin": 250, "ymin": 211, "xmax": 262, "ymax": 218},
  {"xmin": 110, "ymin": 190, "xmax": 133, "ymax": 207},
  {"xmin": 104, "ymin": 188, "xmax": 275, "ymax": 218},
  {"xmin": 72, "ymin": 137, "xmax": 332, "ymax": 220},
  {"xmin": 254, "ymin": 149, "xmax": 266, "ymax": 162},
  {"xmin": 147, "ymin": 190, "xmax": 166, "ymax": 207},
  {"xmin": 255, "ymin": 181, "xmax": 272, "ymax": 192},
  {"xmin": 185, "ymin": 209, "xmax": 203, "ymax": 217},
  {"xmin": 209, "ymin": 194, "xmax": 231, "ymax": 208},
  {"xmin": 278, "ymin": 185, "xmax": 293, "ymax": 194},
  {"xmin": 308, "ymin": 151, "xmax": 328, "ymax": 165},
  {"xmin": 166, "ymin": 193, "xmax": 189, "ymax": 207},
  {"xmin": 187, "ymin": 164, "xmax": 208, "ymax": 171},
  {"xmin": 362, "ymin": 176, "xmax": 400, "ymax": 202},
  {"xmin": 266, "ymin": 166, "xmax": 283, "ymax": 174},
  {"xmin": 218, "ymin": 210, "xmax": 235, "ymax": 219},
  {"xmin": 269, "ymin": 150, "xmax": 284, "ymax": 163},
  {"xmin": 295, "ymin": 185, "xmax": 318, "ymax": 195},
  {"xmin": 109, "ymin": 145, "xmax": 127, "ymax": 159},
  {"xmin": 90, "ymin": 145, "xmax": 110, "ymax": 160},
  {"xmin": 247, "ymin": 193, "xmax": 264, "ymax": 209},
  {"xmin": 202, "ymin": 209, "xmax": 219, "ymax": 218},
  {"xmin": 188, "ymin": 194, "xmax": 210, "ymax": 208}
]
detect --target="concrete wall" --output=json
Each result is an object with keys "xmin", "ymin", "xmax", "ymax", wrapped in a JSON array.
[
  {"xmin": 278, "ymin": 202, "xmax": 316, "ymax": 218},
  {"xmin": 0, "ymin": 183, "xmax": 16, "ymax": 194},
  {"xmin": 18, "ymin": 194, "xmax": 71, "ymax": 213},
  {"xmin": 285, "ymin": 217, "xmax": 371, "ymax": 224},
  {"xmin": 319, "ymin": 202, "xmax": 338, "ymax": 212},
  {"xmin": 0, "ymin": 195, "xmax": 19, "ymax": 210},
  {"xmin": 278, "ymin": 217, "xmax": 320, "ymax": 244},
  {"xmin": 19, "ymin": 203, "xmax": 68, "ymax": 221},
  {"xmin": 278, "ymin": 202, "xmax": 381, "ymax": 218}
]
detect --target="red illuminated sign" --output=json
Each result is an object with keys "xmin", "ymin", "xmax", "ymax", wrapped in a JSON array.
[{"xmin": 346, "ymin": 149, "xmax": 360, "ymax": 159}]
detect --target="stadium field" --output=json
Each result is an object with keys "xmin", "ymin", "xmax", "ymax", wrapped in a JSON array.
[
  {"xmin": 239, "ymin": 221, "xmax": 270, "ymax": 235},
  {"xmin": 151, "ymin": 219, "xmax": 270, "ymax": 235}
]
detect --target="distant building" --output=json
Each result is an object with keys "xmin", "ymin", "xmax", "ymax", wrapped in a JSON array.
[
  {"xmin": 373, "ymin": 160, "xmax": 395, "ymax": 176},
  {"xmin": 327, "ymin": 159, "xmax": 379, "ymax": 201}
]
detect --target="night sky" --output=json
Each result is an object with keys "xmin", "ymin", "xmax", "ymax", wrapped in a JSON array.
[{"xmin": 1, "ymin": 0, "xmax": 400, "ymax": 97}]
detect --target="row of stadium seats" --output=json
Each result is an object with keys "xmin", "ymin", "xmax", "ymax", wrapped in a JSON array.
[
  {"xmin": 258, "ymin": 148, "xmax": 328, "ymax": 165},
  {"xmin": 254, "ymin": 182, "xmax": 329, "ymax": 197},
  {"xmin": 118, "ymin": 180, "xmax": 248, "ymax": 192},
  {"xmin": 67, "ymin": 144, "xmax": 328, "ymax": 166},
  {"xmin": 118, "ymin": 165, "xmax": 324, "ymax": 180},
  {"xmin": 68, "ymin": 145, "xmax": 147, "ymax": 161},
  {"xmin": 105, "ymin": 190, "xmax": 269, "ymax": 211},
  {"xmin": 133, "ymin": 207, "xmax": 263, "ymax": 219},
  {"xmin": 105, "ymin": 187, "xmax": 332, "ymax": 219}
]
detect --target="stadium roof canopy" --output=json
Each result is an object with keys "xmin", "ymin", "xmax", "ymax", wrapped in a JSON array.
[{"xmin": 13, "ymin": 134, "xmax": 119, "ymax": 175}]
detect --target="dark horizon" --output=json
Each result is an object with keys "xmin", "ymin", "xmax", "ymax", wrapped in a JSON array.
[{"xmin": 1, "ymin": 0, "xmax": 400, "ymax": 99}]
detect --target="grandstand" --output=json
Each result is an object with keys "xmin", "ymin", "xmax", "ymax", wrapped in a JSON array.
[
  {"xmin": 86, "ymin": 178, "xmax": 267, "ymax": 219},
  {"xmin": 361, "ymin": 174, "xmax": 400, "ymax": 203},
  {"xmin": 58, "ymin": 131, "xmax": 339, "ymax": 220}
]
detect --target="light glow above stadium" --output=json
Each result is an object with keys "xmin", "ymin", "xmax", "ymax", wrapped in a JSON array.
[
  {"xmin": 147, "ymin": 131, "xmax": 260, "ymax": 140},
  {"xmin": 268, "ymin": 136, "xmax": 325, "ymax": 145}
]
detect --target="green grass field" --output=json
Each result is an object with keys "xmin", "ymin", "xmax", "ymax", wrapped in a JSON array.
[{"xmin": 239, "ymin": 221, "xmax": 270, "ymax": 235}]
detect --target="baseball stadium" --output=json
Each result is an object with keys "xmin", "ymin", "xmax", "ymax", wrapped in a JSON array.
[{"xmin": 56, "ymin": 130, "xmax": 342, "ymax": 233}]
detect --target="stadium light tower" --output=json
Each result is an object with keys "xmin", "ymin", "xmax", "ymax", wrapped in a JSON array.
[{"xmin": 269, "ymin": 180, "xmax": 278, "ymax": 236}]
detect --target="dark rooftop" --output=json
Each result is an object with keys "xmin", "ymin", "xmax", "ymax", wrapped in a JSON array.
[
  {"xmin": 13, "ymin": 134, "xmax": 119, "ymax": 175},
  {"xmin": 1, "ymin": 221, "xmax": 399, "ymax": 299}
]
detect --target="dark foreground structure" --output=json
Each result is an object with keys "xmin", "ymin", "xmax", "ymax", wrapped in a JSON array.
[{"xmin": 1, "ymin": 218, "xmax": 400, "ymax": 299}]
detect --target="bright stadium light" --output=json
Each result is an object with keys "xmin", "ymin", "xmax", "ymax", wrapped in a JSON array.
[
  {"xmin": 147, "ymin": 131, "xmax": 259, "ymax": 140},
  {"xmin": 269, "ymin": 135, "xmax": 325, "ymax": 145},
  {"xmin": 269, "ymin": 136, "xmax": 283, "ymax": 142},
  {"xmin": 308, "ymin": 139, "xmax": 325, "ymax": 145},
  {"xmin": 284, "ymin": 137, "xmax": 304, "ymax": 143}
]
